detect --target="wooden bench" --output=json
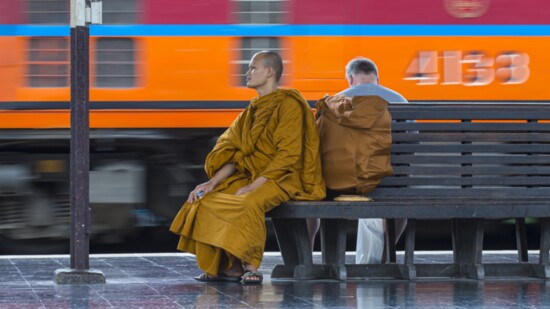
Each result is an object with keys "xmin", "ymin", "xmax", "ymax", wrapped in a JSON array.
[{"xmin": 266, "ymin": 103, "xmax": 550, "ymax": 280}]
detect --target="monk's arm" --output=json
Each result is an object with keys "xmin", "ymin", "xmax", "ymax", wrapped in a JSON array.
[
  {"xmin": 188, "ymin": 163, "xmax": 236, "ymax": 203},
  {"xmin": 235, "ymin": 176, "xmax": 267, "ymax": 195},
  {"xmin": 210, "ymin": 163, "xmax": 237, "ymax": 185}
]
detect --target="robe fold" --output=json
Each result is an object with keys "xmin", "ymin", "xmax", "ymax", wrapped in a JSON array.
[{"xmin": 170, "ymin": 89, "xmax": 326, "ymax": 275}]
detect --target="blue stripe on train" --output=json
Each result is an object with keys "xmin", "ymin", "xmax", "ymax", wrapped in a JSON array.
[{"xmin": 1, "ymin": 24, "xmax": 550, "ymax": 36}]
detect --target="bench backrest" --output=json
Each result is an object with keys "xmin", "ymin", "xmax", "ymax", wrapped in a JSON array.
[{"xmin": 369, "ymin": 104, "xmax": 550, "ymax": 199}]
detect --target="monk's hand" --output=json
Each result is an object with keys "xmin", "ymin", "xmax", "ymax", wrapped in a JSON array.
[
  {"xmin": 188, "ymin": 180, "xmax": 216, "ymax": 204},
  {"xmin": 235, "ymin": 184, "xmax": 255, "ymax": 196},
  {"xmin": 235, "ymin": 176, "xmax": 268, "ymax": 196}
]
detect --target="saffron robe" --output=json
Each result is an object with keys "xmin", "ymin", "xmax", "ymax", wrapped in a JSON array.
[
  {"xmin": 316, "ymin": 95, "xmax": 392, "ymax": 194},
  {"xmin": 170, "ymin": 89, "xmax": 325, "ymax": 275}
]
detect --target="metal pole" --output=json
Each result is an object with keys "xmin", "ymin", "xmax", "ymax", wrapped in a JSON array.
[
  {"xmin": 54, "ymin": 0, "xmax": 105, "ymax": 284},
  {"xmin": 70, "ymin": 4, "xmax": 90, "ymax": 271}
]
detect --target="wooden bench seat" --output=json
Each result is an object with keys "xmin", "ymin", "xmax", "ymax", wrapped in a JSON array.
[{"xmin": 266, "ymin": 103, "xmax": 550, "ymax": 280}]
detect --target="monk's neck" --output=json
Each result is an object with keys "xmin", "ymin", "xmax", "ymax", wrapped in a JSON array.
[{"xmin": 256, "ymin": 84, "xmax": 279, "ymax": 98}]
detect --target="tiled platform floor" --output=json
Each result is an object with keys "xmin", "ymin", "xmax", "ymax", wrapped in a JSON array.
[{"xmin": 1, "ymin": 251, "xmax": 550, "ymax": 308}]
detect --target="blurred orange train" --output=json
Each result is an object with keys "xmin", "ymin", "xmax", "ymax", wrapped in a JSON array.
[{"xmin": 0, "ymin": 0, "xmax": 549, "ymax": 251}]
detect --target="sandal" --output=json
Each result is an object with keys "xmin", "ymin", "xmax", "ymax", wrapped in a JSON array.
[
  {"xmin": 194, "ymin": 272, "xmax": 240, "ymax": 282},
  {"xmin": 240, "ymin": 271, "xmax": 263, "ymax": 285}
]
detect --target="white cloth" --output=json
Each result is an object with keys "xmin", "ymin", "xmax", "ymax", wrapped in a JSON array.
[{"xmin": 355, "ymin": 218, "xmax": 384, "ymax": 264}]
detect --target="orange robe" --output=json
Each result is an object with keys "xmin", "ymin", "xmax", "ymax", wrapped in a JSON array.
[
  {"xmin": 170, "ymin": 89, "xmax": 325, "ymax": 275},
  {"xmin": 316, "ymin": 95, "xmax": 392, "ymax": 194}
]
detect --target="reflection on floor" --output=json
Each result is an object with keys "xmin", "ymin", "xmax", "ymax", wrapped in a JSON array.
[{"xmin": 0, "ymin": 252, "xmax": 549, "ymax": 308}]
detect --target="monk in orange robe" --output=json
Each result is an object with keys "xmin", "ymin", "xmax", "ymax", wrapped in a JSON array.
[{"xmin": 170, "ymin": 51, "xmax": 325, "ymax": 284}]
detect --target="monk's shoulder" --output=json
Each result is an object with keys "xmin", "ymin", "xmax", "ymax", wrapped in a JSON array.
[{"xmin": 276, "ymin": 92, "xmax": 303, "ymax": 115}]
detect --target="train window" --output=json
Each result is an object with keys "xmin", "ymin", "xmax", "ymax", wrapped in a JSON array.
[
  {"xmin": 233, "ymin": 0, "xmax": 287, "ymax": 24},
  {"xmin": 26, "ymin": 0, "xmax": 69, "ymax": 24},
  {"xmin": 26, "ymin": 0, "xmax": 139, "ymax": 24},
  {"xmin": 95, "ymin": 38, "xmax": 136, "ymax": 88},
  {"xmin": 27, "ymin": 37, "xmax": 69, "ymax": 87},
  {"xmin": 102, "ymin": 0, "xmax": 140, "ymax": 24},
  {"xmin": 235, "ymin": 37, "xmax": 284, "ymax": 86}
]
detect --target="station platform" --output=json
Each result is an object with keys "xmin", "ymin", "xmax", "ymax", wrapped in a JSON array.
[{"xmin": 1, "ymin": 251, "xmax": 549, "ymax": 308}]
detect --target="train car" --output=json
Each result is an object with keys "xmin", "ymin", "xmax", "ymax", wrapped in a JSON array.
[{"xmin": 0, "ymin": 0, "xmax": 549, "ymax": 252}]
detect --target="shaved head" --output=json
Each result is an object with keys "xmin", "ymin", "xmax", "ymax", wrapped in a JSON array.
[{"xmin": 253, "ymin": 51, "xmax": 283, "ymax": 83}]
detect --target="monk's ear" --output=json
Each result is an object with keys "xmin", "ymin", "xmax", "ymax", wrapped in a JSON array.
[{"xmin": 266, "ymin": 66, "xmax": 275, "ymax": 79}]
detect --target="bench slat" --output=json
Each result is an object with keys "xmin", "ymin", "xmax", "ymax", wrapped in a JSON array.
[
  {"xmin": 369, "ymin": 187, "xmax": 550, "ymax": 198},
  {"xmin": 389, "ymin": 104, "xmax": 550, "ymax": 120},
  {"xmin": 380, "ymin": 177, "xmax": 550, "ymax": 186},
  {"xmin": 391, "ymin": 155, "xmax": 550, "ymax": 164},
  {"xmin": 391, "ymin": 123, "xmax": 550, "ymax": 131},
  {"xmin": 269, "ymin": 199, "xmax": 550, "ymax": 219},
  {"xmin": 391, "ymin": 165, "xmax": 550, "ymax": 175},
  {"xmin": 392, "ymin": 144, "xmax": 550, "ymax": 153},
  {"xmin": 393, "ymin": 132, "xmax": 550, "ymax": 142}
]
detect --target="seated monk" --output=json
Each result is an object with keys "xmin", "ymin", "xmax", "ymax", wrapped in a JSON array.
[
  {"xmin": 308, "ymin": 57, "xmax": 407, "ymax": 264},
  {"xmin": 169, "ymin": 51, "xmax": 326, "ymax": 284}
]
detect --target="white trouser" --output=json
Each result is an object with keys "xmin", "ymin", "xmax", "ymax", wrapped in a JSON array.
[{"xmin": 355, "ymin": 218, "xmax": 385, "ymax": 264}]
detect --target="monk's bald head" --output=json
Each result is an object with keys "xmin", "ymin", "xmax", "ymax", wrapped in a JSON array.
[{"xmin": 253, "ymin": 51, "xmax": 283, "ymax": 83}]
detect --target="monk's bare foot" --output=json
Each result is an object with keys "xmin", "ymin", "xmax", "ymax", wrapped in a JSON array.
[{"xmin": 222, "ymin": 262, "xmax": 244, "ymax": 277}]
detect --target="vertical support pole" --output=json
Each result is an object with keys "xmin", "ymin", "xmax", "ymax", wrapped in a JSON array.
[
  {"xmin": 54, "ymin": 0, "xmax": 105, "ymax": 284},
  {"xmin": 70, "ymin": 22, "xmax": 90, "ymax": 271}
]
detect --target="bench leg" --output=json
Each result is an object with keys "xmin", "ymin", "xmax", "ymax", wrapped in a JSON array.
[
  {"xmin": 515, "ymin": 218, "xmax": 529, "ymax": 262},
  {"xmin": 385, "ymin": 219, "xmax": 397, "ymax": 263},
  {"xmin": 398, "ymin": 219, "xmax": 416, "ymax": 280},
  {"xmin": 271, "ymin": 218, "xmax": 329, "ymax": 279},
  {"xmin": 533, "ymin": 218, "xmax": 550, "ymax": 279},
  {"xmin": 320, "ymin": 218, "xmax": 347, "ymax": 280},
  {"xmin": 452, "ymin": 218, "xmax": 485, "ymax": 279}
]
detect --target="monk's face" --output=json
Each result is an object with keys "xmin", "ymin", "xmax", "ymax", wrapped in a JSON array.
[{"xmin": 246, "ymin": 54, "xmax": 271, "ymax": 89}]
